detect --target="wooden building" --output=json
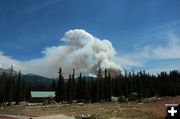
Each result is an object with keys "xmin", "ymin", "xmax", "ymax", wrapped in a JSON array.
[
  {"xmin": 128, "ymin": 92, "xmax": 142, "ymax": 101},
  {"xmin": 30, "ymin": 91, "xmax": 55, "ymax": 103}
]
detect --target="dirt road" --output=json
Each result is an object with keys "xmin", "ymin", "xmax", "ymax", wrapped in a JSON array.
[
  {"xmin": 0, "ymin": 114, "xmax": 74, "ymax": 119},
  {"xmin": 33, "ymin": 114, "xmax": 75, "ymax": 119}
]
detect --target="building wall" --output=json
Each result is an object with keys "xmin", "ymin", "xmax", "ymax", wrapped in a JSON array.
[{"xmin": 30, "ymin": 97, "xmax": 48, "ymax": 103}]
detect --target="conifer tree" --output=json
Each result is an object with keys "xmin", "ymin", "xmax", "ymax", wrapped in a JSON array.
[
  {"xmin": 0, "ymin": 72, "xmax": 6, "ymax": 103},
  {"xmin": 6, "ymin": 66, "xmax": 14, "ymax": 105},
  {"xmin": 104, "ymin": 69, "xmax": 108, "ymax": 100},
  {"xmin": 97, "ymin": 67, "xmax": 103, "ymax": 100},
  {"xmin": 71, "ymin": 69, "xmax": 76, "ymax": 99},
  {"xmin": 55, "ymin": 67, "xmax": 65, "ymax": 102},
  {"xmin": 77, "ymin": 73, "xmax": 83, "ymax": 99},
  {"xmin": 107, "ymin": 73, "xmax": 112, "ymax": 101},
  {"xmin": 67, "ymin": 74, "xmax": 73, "ymax": 103},
  {"xmin": 15, "ymin": 71, "xmax": 22, "ymax": 104},
  {"xmin": 21, "ymin": 78, "xmax": 26, "ymax": 101},
  {"xmin": 90, "ymin": 79, "xmax": 98, "ymax": 102}
]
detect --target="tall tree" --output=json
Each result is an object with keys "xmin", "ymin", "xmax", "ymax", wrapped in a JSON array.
[
  {"xmin": 6, "ymin": 66, "xmax": 14, "ymax": 105},
  {"xmin": 0, "ymin": 72, "xmax": 6, "ymax": 103},
  {"xmin": 107, "ymin": 73, "xmax": 112, "ymax": 101},
  {"xmin": 97, "ymin": 67, "xmax": 103, "ymax": 100},
  {"xmin": 90, "ymin": 79, "xmax": 98, "ymax": 102},
  {"xmin": 21, "ymin": 78, "xmax": 27, "ymax": 101},
  {"xmin": 67, "ymin": 74, "xmax": 73, "ymax": 103},
  {"xmin": 15, "ymin": 71, "xmax": 22, "ymax": 104},
  {"xmin": 71, "ymin": 69, "xmax": 76, "ymax": 99},
  {"xmin": 55, "ymin": 67, "xmax": 65, "ymax": 102},
  {"xmin": 77, "ymin": 73, "xmax": 83, "ymax": 99},
  {"xmin": 104, "ymin": 69, "xmax": 112, "ymax": 101}
]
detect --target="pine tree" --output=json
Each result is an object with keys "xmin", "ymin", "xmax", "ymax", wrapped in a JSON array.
[
  {"xmin": 71, "ymin": 69, "xmax": 76, "ymax": 99},
  {"xmin": 55, "ymin": 67, "xmax": 65, "ymax": 102},
  {"xmin": 77, "ymin": 73, "xmax": 83, "ymax": 99},
  {"xmin": 104, "ymin": 69, "xmax": 108, "ymax": 101},
  {"xmin": 103, "ymin": 69, "xmax": 112, "ymax": 101},
  {"xmin": 0, "ymin": 72, "xmax": 6, "ymax": 103},
  {"xmin": 6, "ymin": 66, "xmax": 14, "ymax": 105},
  {"xmin": 82, "ymin": 76, "xmax": 90, "ymax": 101},
  {"xmin": 67, "ymin": 74, "xmax": 73, "ymax": 103},
  {"xmin": 107, "ymin": 73, "xmax": 112, "ymax": 101},
  {"xmin": 97, "ymin": 67, "xmax": 103, "ymax": 100},
  {"xmin": 90, "ymin": 79, "xmax": 98, "ymax": 102},
  {"xmin": 15, "ymin": 71, "xmax": 22, "ymax": 105},
  {"xmin": 21, "ymin": 78, "xmax": 26, "ymax": 101}
]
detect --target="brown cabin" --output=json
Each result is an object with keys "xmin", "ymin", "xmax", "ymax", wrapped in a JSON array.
[{"xmin": 128, "ymin": 92, "xmax": 142, "ymax": 101}]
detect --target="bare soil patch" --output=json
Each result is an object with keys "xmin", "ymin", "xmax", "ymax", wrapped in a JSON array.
[
  {"xmin": 136, "ymin": 96, "xmax": 180, "ymax": 117},
  {"xmin": 1, "ymin": 96, "xmax": 179, "ymax": 119},
  {"xmin": 0, "ymin": 115, "xmax": 18, "ymax": 119}
]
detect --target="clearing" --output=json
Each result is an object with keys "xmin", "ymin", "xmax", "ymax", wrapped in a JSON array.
[{"xmin": 0, "ymin": 96, "xmax": 180, "ymax": 119}]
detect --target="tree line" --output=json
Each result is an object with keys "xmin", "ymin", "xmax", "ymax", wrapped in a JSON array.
[
  {"xmin": 0, "ymin": 70, "xmax": 28, "ymax": 105},
  {"xmin": 55, "ymin": 68, "xmax": 180, "ymax": 103},
  {"xmin": 0, "ymin": 67, "xmax": 180, "ymax": 104}
]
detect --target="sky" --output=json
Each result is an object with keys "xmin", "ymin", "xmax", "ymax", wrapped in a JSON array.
[{"xmin": 0, "ymin": 0, "xmax": 180, "ymax": 77}]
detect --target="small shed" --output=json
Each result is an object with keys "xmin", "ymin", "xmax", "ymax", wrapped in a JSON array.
[
  {"xmin": 111, "ymin": 96, "xmax": 118, "ymax": 101},
  {"xmin": 30, "ymin": 91, "xmax": 55, "ymax": 103},
  {"xmin": 128, "ymin": 92, "xmax": 140, "ymax": 101}
]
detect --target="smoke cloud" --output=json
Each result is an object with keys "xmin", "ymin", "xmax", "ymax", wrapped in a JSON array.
[
  {"xmin": 1, "ymin": 29, "xmax": 180, "ymax": 77},
  {"xmin": 0, "ymin": 29, "xmax": 121, "ymax": 77},
  {"xmin": 0, "ymin": 51, "xmax": 24, "ymax": 71}
]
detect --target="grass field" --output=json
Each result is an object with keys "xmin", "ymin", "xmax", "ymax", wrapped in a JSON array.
[{"xmin": 0, "ymin": 96, "xmax": 180, "ymax": 119}]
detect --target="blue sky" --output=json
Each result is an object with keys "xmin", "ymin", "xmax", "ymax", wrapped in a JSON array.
[{"xmin": 0, "ymin": 0, "xmax": 180, "ymax": 76}]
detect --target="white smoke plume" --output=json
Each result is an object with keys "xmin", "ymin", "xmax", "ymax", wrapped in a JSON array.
[
  {"xmin": 0, "ymin": 51, "xmax": 24, "ymax": 71},
  {"xmin": 0, "ymin": 29, "xmax": 121, "ymax": 77}
]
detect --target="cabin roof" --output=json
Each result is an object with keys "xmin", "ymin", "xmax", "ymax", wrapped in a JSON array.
[
  {"xmin": 31, "ymin": 91, "xmax": 55, "ymax": 98},
  {"xmin": 130, "ymin": 92, "xmax": 138, "ymax": 96}
]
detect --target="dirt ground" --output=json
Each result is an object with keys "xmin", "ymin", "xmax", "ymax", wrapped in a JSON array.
[
  {"xmin": 136, "ymin": 96, "xmax": 180, "ymax": 117},
  {"xmin": 0, "ymin": 96, "xmax": 180, "ymax": 119},
  {"xmin": 0, "ymin": 115, "xmax": 18, "ymax": 119}
]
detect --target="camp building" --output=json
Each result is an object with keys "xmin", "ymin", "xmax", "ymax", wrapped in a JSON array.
[{"xmin": 30, "ymin": 91, "xmax": 55, "ymax": 103}]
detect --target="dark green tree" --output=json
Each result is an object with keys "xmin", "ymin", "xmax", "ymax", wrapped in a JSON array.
[
  {"xmin": 71, "ymin": 69, "xmax": 76, "ymax": 99},
  {"xmin": 0, "ymin": 72, "xmax": 6, "ymax": 103},
  {"xmin": 77, "ymin": 73, "xmax": 83, "ymax": 99},
  {"xmin": 15, "ymin": 71, "xmax": 22, "ymax": 104},
  {"xmin": 55, "ymin": 67, "xmax": 65, "ymax": 102},
  {"xmin": 97, "ymin": 67, "xmax": 103, "ymax": 101},
  {"xmin": 67, "ymin": 74, "xmax": 73, "ymax": 103}
]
